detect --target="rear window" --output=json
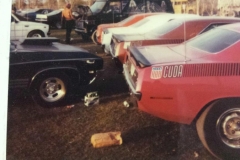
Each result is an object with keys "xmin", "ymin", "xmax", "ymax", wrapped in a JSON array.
[{"xmin": 187, "ymin": 28, "xmax": 240, "ymax": 53}]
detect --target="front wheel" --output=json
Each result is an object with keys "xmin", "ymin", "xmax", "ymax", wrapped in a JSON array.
[
  {"xmin": 28, "ymin": 31, "xmax": 44, "ymax": 37},
  {"xmin": 196, "ymin": 99, "xmax": 240, "ymax": 159},
  {"xmin": 31, "ymin": 73, "xmax": 70, "ymax": 107}
]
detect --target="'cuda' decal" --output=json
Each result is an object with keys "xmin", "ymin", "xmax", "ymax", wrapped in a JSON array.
[{"xmin": 151, "ymin": 65, "xmax": 183, "ymax": 79}]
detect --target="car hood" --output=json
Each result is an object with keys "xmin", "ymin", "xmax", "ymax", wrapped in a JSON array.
[
  {"xmin": 11, "ymin": 42, "xmax": 101, "ymax": 63},
  {"xmin": 129, "ymin": 44, "xmax": 211, "ymax": 67},
  {"xmin": 20, "ymin": 20, "xmax": 48, "ymax": 27}
]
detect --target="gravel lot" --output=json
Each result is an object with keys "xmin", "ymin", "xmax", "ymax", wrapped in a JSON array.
[{"xmin": 7, "ymin": 29, "xmax": 217, "ymax": 160}]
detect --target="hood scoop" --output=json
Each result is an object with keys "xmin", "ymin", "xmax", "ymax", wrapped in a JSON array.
[{"xmin": 20, "ymin": 37, "xmax": 60, "ymax": 45}]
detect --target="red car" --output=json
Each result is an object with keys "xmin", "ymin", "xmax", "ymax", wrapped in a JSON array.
[
  {"xmin": 123, "ymin": 23, "xmax": 240, "ymax": 159},
  {"xmin": 95, "ymin": 12, "xmax": 162, "ymax": 44},
  {"xmin": 111, "ymin": 16, "xmax": 240, "ymax": 65}
]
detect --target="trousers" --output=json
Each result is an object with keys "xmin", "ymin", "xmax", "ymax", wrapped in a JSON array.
[{"xmin": 65, "ymin": 20, "xmax": 75, "ymax": 44}]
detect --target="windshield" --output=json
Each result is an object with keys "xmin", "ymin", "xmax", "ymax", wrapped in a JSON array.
[
  {"xmin": 148, "ymin": 19, "xmax": 182, "ymax": 38},
  {"xmin": 90, "ymin": 0, "xmax": 107, "ymax": 15},
  {"xmin": 13, "ymin": 13, "xmax": 27, "ymax": 21},
  {"xmin": 187, "ymin": 28, "xmax": 240, "ymax": 53},
  {"xmin": 47, "ymin": 9, "xmax": 62, "ymax": 16}
]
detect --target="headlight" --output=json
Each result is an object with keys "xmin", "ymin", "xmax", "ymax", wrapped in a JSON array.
[{"xmin": 123, "ymin": 42, "xmax": 131, "ymax": 49}]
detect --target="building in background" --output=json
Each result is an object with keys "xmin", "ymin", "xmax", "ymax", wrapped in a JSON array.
[{"xmin": 171, "ymin": 0, "xmax": 196, "ymax": 14}]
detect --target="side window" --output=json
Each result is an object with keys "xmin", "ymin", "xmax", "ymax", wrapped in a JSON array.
[
  {"xmin": 42, "ymin": 10, "xmax": 49, "ymax": 14},
  {"xmin": 200, "ymin": 23, "xmax": 228, "ymax": 34}
]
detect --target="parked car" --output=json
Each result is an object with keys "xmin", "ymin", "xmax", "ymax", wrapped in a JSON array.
[
  {"xmin": 95, "ymin": 12, "xmax": 161, "ymax": 45},
  {"xmin": 11, "ymin": 13, "xmax": 50, "ymax": 40},
  {"xmin": 102, "ymin": 13, "xmax": 195, "ymax": 55},
  {"xmin": 23, "ymin": 9, "xmax": 53, "ymax": 21},
  {"xmin": 75, "ymin": 0, "xmax": 174, "ymax": 41},
  {"xmin": 111, "ymin": 16, "xmax": 240, "ymax": 65},
  {"xmin": 123, "ymin": 23, "xmax": 240, "ymax": 160},
  {"xmin": 16, "ymin": 9, "xmax": 38, "ymax": 17},
  {"xmin": 45, "ymin": 9, "xmax": 63, "ymax": 29},
  {"xmin": 9, "ymin": 38, "xmax": 103, "ymax": 107}
]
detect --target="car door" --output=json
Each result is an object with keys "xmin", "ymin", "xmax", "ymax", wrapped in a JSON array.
[{"xmin": 10, "ymin": 15, "xmax": 23, "ymax": 40}]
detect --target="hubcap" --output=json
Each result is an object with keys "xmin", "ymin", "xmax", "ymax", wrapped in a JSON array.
[
  {"xmin": 32, "ymin": 33, "xmax": 42, "ymax": 37},
  {"xmin": 39, "ymin": 77, "xmax": 66, "ymax": 102},
  {"xmin": 217, "ymin": 108, "xmax": 240, "ymax": 148}
]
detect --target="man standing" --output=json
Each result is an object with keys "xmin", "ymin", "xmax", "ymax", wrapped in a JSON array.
[{"xmin": 62, "ymin": 3, "xmax": 75, "ymax": 44}]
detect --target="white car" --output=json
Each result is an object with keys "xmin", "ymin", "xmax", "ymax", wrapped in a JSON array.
[
  {"xmin": 102, "ymin": 14, "xmax": 198, "ymax": 54},
  {"xmin": 11, "ymin": 13, "xmax": 50, "ymax": 40}
]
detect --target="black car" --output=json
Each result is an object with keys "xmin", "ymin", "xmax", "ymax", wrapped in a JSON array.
[
  {"xmin": 9, "ymin": 38, "xmax": 103, "ymax": 107},
  {"xmin": 74, "ymin": 0, "xmax": 174, "ymax": 41},
  {"xmin": 45, "ymin": 9, "xmax": 63, "ymax": 29},
  {"xmin": 24, "ymin": 9, "xmax": 53, "ymax": 21}
]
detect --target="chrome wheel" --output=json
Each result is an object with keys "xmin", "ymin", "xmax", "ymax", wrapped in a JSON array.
[
  {"xmin": 39, "ymin": 77, "xmax": 66, "ymax": 102},
  {"xmin": 217, "ymin": 108, "xmax": 240, "ymax": 148},
  {"xmin": 28, "ymin": 31, "xmax": 44, "ymax": 37},
  {"xmin": 31, "ymin": 33, "xmax": 42, "ymax": 37}
]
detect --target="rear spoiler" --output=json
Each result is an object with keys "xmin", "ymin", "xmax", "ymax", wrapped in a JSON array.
[
  {"xmin": 20, "ymin": 37, "xmax": 60, "ymax": 45},
  {"xmin": 128, "ymin": 46, "xmax": 151, "ymax": 68}
]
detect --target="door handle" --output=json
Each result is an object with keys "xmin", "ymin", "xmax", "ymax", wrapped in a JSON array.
[{"xmin": 24, "ymin": 25, "xmax": 29, "ymax": 27}]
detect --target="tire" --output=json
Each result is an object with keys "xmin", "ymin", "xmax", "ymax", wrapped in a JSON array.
[
  {"xmin": 91, "ymin": 30, "xmax": 100, "ymax": 45},
  {"xmin": 196, "ymin": 99, "xmax": 240, "ymax": 160},
  {"xmin": 28, "ymin": 31, "xmax": 44, "ymax": 37},
  {"xmin": 31, "ymin": 73, "xmax": 70, "ymax": 107}
]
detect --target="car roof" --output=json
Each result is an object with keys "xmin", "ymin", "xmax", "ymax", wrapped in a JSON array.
[{"xmin": 145, "ymin": 13, "xmax": 199, "ymax": 21}]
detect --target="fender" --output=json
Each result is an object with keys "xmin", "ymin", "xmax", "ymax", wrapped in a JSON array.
[
  {"xmin": 27, "ymin": 29, "xmax": 45, "ymax": 37},
  {"xmin": 29, "ymin": 66, "xmax": 80, "ymax": 89}
]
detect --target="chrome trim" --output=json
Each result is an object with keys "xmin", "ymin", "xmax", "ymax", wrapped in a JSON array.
[{"xmin": 75, "ymin": 28, "xmax": 87, "ymax": 33}]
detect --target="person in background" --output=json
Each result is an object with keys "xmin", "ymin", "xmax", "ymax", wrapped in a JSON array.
[
  {"xmin": 12, "ymin": 4, "xmax": 17, "ymax": 13},
  {"xmin": 62, "ymin": 3, "xmax": 75, "ymax": 44}
]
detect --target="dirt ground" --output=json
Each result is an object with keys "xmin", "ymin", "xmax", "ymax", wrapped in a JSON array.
[{"xmin": 7, "ymin": 29, "xmax": 217, "ymax": 160}]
